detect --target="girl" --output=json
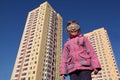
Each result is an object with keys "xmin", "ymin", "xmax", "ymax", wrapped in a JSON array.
[{"xmin": 60, "ymin": 20, "xmax": 101, "ymax": 80}]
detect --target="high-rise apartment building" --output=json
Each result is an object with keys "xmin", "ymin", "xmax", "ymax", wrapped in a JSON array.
[
  {"xmin": 11, "ymin": 1, "xmax": 62, "ymax": 80},
  {"xmin": 85, "ymin": 28, "xmax": 120, "ymax": 80}
]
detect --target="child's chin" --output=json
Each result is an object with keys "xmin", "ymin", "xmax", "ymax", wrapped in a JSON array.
[
  {"xmin": 72, "ymin": 33, "xmax": 78, "ymax": 35},
  {"xmin": 71, "ymin": 34, "xmax": 78, "ymax": 37}
]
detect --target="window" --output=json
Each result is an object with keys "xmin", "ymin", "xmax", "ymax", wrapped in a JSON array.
[
  {"xmin": 22, "ymin": 73, "xmax": 26, "ymax": 76},
  {"xmin": 26, "ymin": 55, "xmax": 30, "ymax": 57},
  {"xmin": 36, "ymin": 52, "xmax": 38, "ymax": 55},
  {"xmin": 27, "ymin": 51, "xmax": 31, "ymax": 53},
  {"xmin": 33, "ymin": 71, "xmax": 35, "ymax": 74},
  {"xmin": 21, "ymin": 78, "xmax": 25, "ymax": 80},
  {"xmin": 19, "ymin": 57, "xmax": 23, "ymax": 59},
  {"xmin": 19, "ymin": 61, "xmax": 22, "ymax": 63},
  {"xmin": 25, "ymin": 59, "xmax": 29, "ymax": 62},
  {"xmin": 17, "ymin": 65, "xmax": 21, "ymax": 68},
  {"xmin": 23, "ymin": 68, "xmax": 27, "ymax": 71},
  {"xmin": 28, "ymin": 47, "xmax": 31, "ymax": 49},
  {"xmin": 28, "ymin": 77, "xmax": 30, "ymax": 80},
  {"xmin": 24, "ymin": 63, "xmax": 28, "ymax": 66},
  {"xmin": 16, "ymin": 70, "xmax": 20, "ymax": 72},
  {"xmin": 35, "ymin": 61, "xmax": 37, "ymax": 64},
  {"xmin": 15, "ymin": 74, "xmax": 19, "ymax": 77}
]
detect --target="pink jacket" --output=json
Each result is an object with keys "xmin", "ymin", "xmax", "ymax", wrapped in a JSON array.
[{"xmin": 60, "ymin": 34, "xmax": 101, "ymax": 75}]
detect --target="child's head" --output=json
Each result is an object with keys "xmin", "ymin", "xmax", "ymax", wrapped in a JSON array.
[{"xmin": 66, "ymin": 20, "xmax": 80, "ymax": 37}]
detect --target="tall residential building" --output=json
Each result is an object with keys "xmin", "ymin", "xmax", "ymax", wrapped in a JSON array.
[
  {"xmin": 84, "ymin": 28, "xmax": 120, "ymax": 80},
  {"xmin": 11, "ymin": 1, "xmax": 62, "ymax": 80}
]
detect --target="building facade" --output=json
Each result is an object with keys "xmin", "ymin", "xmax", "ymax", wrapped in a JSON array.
[
  {"xmin": 85, "ymin": 28, "xmax": 120, "ymax": 80},
  {"xmin": 11, "ymin": 2, "xmax": 62, "ymax": 80}
]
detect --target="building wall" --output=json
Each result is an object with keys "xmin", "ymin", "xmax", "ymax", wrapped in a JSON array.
[
  {"xmin": 11, "ymin": 1, "xmax": 62, "ymax": 80},
  {"xmin": 55, "ymin": 14, "xmax": 63, "ymax": 80},
  {"xmin": 85, "ymin": 28, "xmax": 120, "ymax": 80}
]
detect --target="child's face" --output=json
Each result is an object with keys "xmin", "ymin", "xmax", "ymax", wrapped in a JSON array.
[
  {"xmin": 67, "ymin": 29, "xmax": 79, "ymax": 37},
  {"xmin": 67, "ymin": 23, "xmax": 79, "ymax": 37}
]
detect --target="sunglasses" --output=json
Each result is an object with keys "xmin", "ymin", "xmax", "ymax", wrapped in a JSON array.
[{"xmin": 67, "ymin": 24, "xmax": 80, "ymax": 31}]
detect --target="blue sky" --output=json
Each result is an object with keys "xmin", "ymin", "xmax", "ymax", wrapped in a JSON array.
[{"xmin": 0, "ymin": 0, "xmax": 120, "ymax": 80}]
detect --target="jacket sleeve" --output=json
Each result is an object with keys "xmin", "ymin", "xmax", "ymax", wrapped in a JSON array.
[
  {"xmin": 60, "ymin": 44, "xmax": 68, "ymax": 75},
  {"xmin": 84, "ymin": 37, "xmax": 101, "ymax": 71}
]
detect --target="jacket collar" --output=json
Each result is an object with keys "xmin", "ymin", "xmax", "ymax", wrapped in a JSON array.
[{"xmin": 67, "ymin": 34, "xmax": 83, "ymax": 40}]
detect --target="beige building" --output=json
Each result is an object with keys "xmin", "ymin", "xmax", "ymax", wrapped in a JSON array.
[
  {"xmin": 11, "ymin": 1, "xmax": 62, "ymax": 80},
  {"xmin": 85, "ymin": 28, "xmax": 120, "ymax": 80}
]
